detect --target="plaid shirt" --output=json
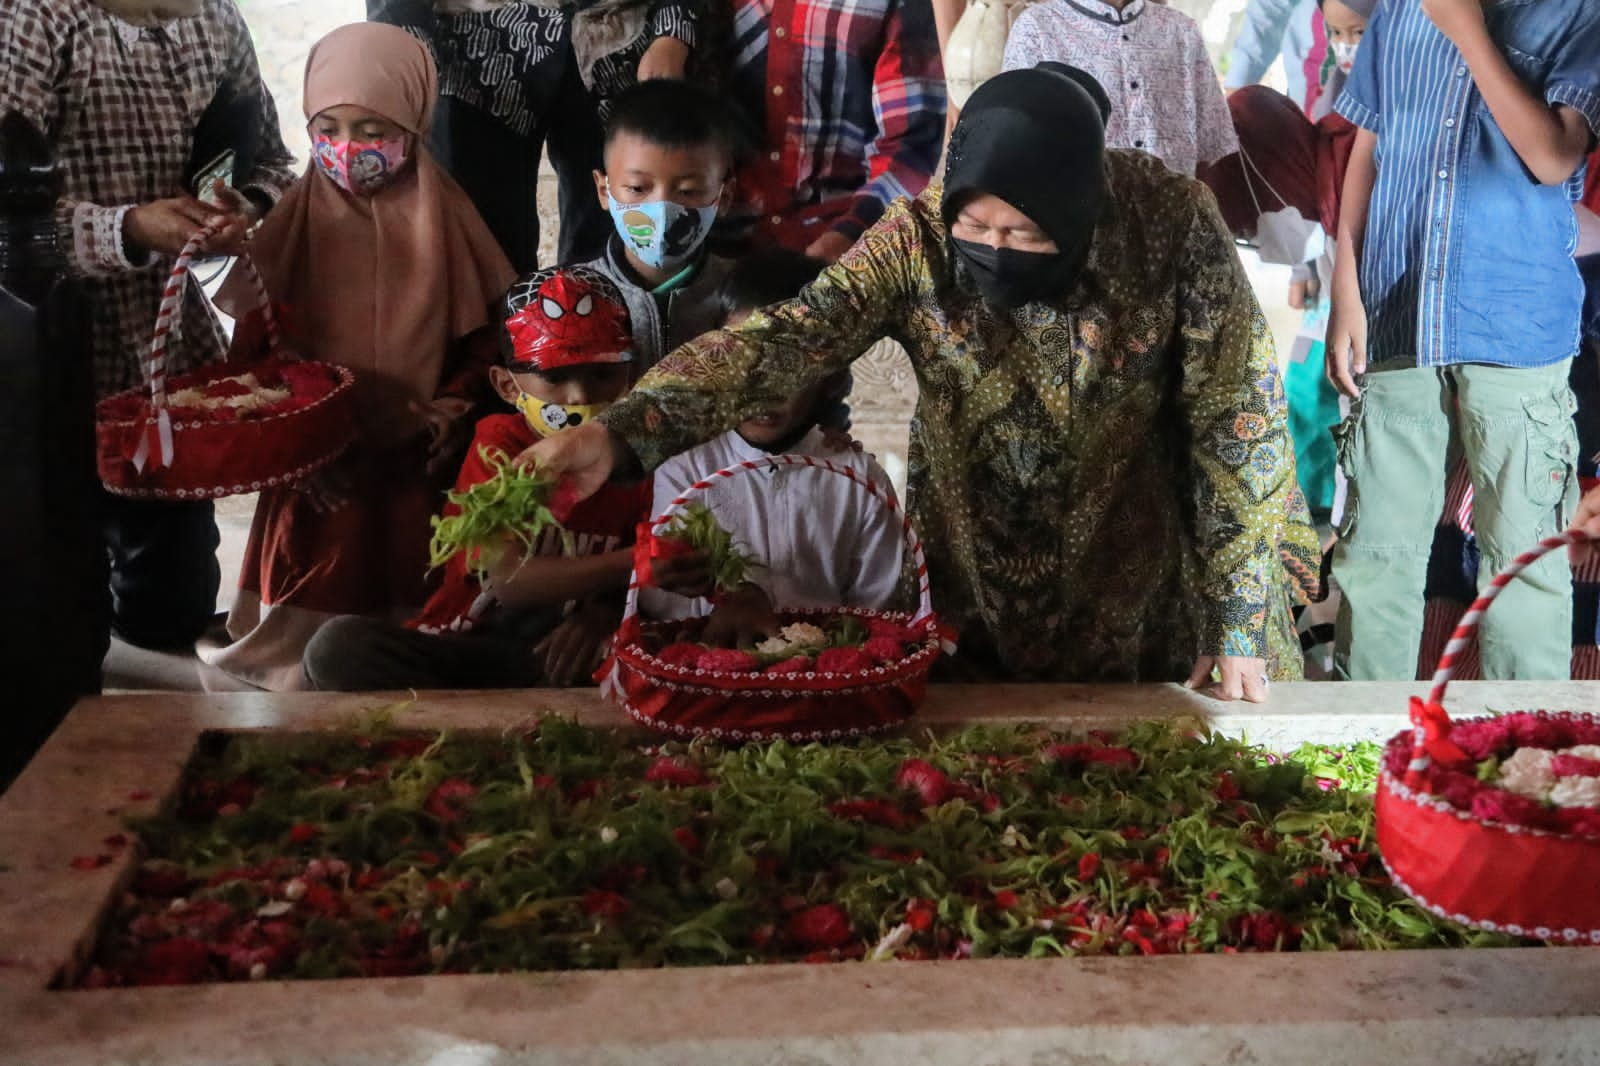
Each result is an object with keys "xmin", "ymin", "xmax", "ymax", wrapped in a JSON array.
[
  {"xmin": 1, "ymin": 0, "xmax": 295, "ymax": 400},
  {"xmin": 724, "ymin": 0, "xmax": 946, "ymax": 248}
]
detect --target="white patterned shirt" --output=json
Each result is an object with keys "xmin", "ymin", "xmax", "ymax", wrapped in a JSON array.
[
  {"xmin": 640, "ymin": 428, "xmax": 905, "ymax": 621},
  {"xmin": 1003, "ymin": 0, "xmax": 1238, "ymax": 177}
]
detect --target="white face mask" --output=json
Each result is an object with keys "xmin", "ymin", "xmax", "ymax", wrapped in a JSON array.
[
  {"xmin": 1331, "ymin": 40, "xmax": 1360, "ymax": 73},
  {"xmin": 1237, "ymin": 145, "xmax": 1327, "ymax": 266},
  {"xmin": 1254, "ymin": 205, "xmax": 1327, "ymax": 266}
]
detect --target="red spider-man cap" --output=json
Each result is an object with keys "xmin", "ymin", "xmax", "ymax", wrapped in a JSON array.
[{"xmin": 502, "ymin": 266, "xmax": 634, "ymax": 372}]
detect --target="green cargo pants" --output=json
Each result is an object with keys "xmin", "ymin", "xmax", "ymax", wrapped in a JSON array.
[{"xmin": 1332, "ymin": 360, "xmax": 1578, "ymax": 681}]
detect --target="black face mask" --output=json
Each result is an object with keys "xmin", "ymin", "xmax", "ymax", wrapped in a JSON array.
[{"xmin": 953, "ymin": 239, "xmax": 1064, "ymax": 310}]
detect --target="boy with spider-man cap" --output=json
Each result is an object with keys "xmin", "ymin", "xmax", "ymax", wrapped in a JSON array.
[{"xmin": 303, "ymin": 267, "xmax": 651, "ymax": 690}]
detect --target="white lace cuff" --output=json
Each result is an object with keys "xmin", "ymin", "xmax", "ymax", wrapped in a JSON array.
[{"xmin": 70, "ymin": 201, "xmax": 152, "ymax": 276}]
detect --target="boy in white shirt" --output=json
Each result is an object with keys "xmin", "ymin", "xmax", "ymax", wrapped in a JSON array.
[
  {"xmin": 640, "ymin": 250, "xmax": 904, "ymax": 644},
  {"xmin": 1002, "ymin": 8, "xmax": 1237, "ymax": 177}
]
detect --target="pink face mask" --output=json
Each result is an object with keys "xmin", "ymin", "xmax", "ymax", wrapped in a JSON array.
[{"xmin": 311, "ymin": 134, "xmax": 409, "ymax": 195}]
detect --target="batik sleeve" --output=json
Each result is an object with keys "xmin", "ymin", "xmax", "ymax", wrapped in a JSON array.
[
  {"xmin": 836, "ymin": 0, "xmax": 947, "ymax": 240},
  {"xmin": 602, "ymin": 198, "xmax": 927, "ymax": 468},
  {"xmin": 1175, "ymin": 186, "xmax": 1317, "ymax": 659}
]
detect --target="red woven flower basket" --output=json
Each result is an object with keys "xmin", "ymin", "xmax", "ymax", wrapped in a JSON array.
[
  {"xmin": 599, "ymin": 454, "xmax": 950, "ymax": 742},
  {"xmin": 96, "ymin": 227, "xmax": 355, "ymax": 500},
  {"xmin": 1377, "ymin": 529, "xmax": 1600, "ymax": 943}
]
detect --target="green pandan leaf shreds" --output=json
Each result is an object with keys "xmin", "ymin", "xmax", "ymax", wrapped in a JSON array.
[
  {"xmin": 658, "ymin": 502, "xmax": 760, "ymax": 593},
  {"xmin": 428, "ymin": 446, "xmax": 570, "ymax": 582},
  {"xmin": 82, "ymin": 719, "xmax": 1539, "ymax": 988}
]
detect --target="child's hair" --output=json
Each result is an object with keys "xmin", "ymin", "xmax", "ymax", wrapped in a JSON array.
[
  {"xmin": 715, "ymin": 248, "xmax": 827, "ymax": 323},
  {"xmin": 604, "ymin": 79, "xmax": 734, "ymax": 163}
]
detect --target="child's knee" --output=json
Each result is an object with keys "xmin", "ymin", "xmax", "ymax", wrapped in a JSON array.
[{"xmin": 303, "ymin": 616, "xmax": 389, "ymax": 691}]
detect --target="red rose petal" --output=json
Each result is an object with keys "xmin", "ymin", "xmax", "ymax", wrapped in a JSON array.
[
  {"xmin": 645, "ymin": 756, "xmax": 709, "ymax": 789},
  {"xmin": 815, "ymin": 647, "xmax": 874, "ymax": 674},
  {"xmin": 581, "ymin": 890, "xmax": 630, "ymax": 918},
  {"xmin": 786, "ymin": 904, "xmax": 853, "ymax": 950},
  {"xmin": 895, "ymin": 758, "xmax": 952, "ymax": 807},
  {"xmin": 695, "ymin": 648, "xmax": 760, "ymax": 673},
  {"xmin": 1550, "ymin": 754, "xmax": 1600, "ymax": 778}
]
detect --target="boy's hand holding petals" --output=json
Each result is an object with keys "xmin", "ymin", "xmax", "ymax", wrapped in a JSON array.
[
  {"xmin": 1421, "ymin": 0, "xmax": 1488, "ymax": 47},
  {"xmin": 651, "ymin": 551, "xmax": 715, "ymax": 599}
]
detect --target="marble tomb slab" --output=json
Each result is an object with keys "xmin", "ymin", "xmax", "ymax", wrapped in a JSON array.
[{"xmin": 2, "ymin": 682, "xmax": 1598, "ymax": 1065}]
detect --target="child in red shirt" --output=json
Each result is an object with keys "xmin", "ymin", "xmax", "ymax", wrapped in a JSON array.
[{"xmin": 303, "ymin": 267, "xmax": 649, "ymax": 690}]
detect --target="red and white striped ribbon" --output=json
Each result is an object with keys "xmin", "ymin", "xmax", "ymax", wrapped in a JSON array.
[
  {"xmin": 131, "ymin": 224, "xmax": 276, "ymax": 472},
  {"xmin": 608, "ymin": 454, "xmax": 943, "ymax": 696},
  {"xmin": 1406, "ymin": 528, "xmax": 1596, "ymax": 787}
]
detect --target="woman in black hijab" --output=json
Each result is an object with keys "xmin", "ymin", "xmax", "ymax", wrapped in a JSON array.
[
  {"xmin": 519, "ymin": 64, "xmax": 1320, "ymax": 700},
  {"xmin": 942, "ymin": 62, "xmax": 1110, "ymax": 308}
]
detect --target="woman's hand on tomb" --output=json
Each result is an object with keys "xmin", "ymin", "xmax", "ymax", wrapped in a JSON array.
[{"xmin": 1185, "ymin": 655, "xmax": 1270, "ymax": 704}]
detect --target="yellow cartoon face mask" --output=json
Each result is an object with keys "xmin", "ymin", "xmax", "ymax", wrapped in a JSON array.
[{"xmin": 515, "ymin": 393, "xmax": 610, "ymax": 437}]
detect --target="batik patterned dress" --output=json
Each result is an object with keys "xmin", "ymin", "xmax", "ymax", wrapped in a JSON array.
[{"xmin": 603, "ymin": 150, "xmax": 1321, "ymax": 682}]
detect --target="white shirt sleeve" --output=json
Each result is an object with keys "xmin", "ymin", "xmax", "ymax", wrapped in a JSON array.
[
  {"xmin": 841, "ymin": 454, "xmax": 909, "ymax": 611},
  {"xmin": 1192, "ymin": 24, "xmax": 1240, "ymax": 166}
]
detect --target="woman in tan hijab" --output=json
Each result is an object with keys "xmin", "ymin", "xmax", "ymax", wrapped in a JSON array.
[{"xmin": 204, "ymin": 22, "xmax": 516, "ymax": 690}]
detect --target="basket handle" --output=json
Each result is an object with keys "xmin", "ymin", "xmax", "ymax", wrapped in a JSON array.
[
  {"xmin": 132, "ymin": 223, "xmax": 277, "ymax": 473},
  {"xmin": 619, "ymin": 453, "xmax": 939, "ymax": 639},
  {"xmin": 1405, "ymin": 528, "xmax": 1595, "ymax": 788}
]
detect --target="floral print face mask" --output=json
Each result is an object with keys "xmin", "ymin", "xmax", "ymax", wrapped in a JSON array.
[{"xmin": 311, "ymin": 134, "xmax": 409, "ymax": 195}]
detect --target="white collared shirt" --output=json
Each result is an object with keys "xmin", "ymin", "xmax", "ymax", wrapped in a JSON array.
[
  {"xmin": 1003, "ymin": 0, "xmax": 1238, "ymax": 177},
  {"xmin": 641, "ymin": 428, "xmax": 906, "ymax": 620}
]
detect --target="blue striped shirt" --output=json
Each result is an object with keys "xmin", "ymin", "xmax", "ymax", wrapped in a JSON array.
[{"xmin": 1337, "ymin": 0, "xmax": 1600, "ymax": 368}]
